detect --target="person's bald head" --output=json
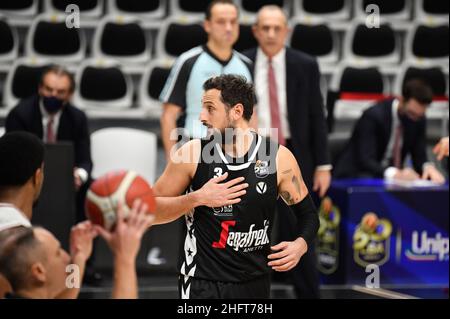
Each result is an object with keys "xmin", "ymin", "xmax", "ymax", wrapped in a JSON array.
[
  {"xmin": 253, "ymin": 5, "xmax": 290, "ymax": 58},
  {"xmin": 0, "ymin": 226, "xmax": 70, "ymax": 298},
  {"xmin": 256, "ymin": 5, "xmax": 288, "ymax": 26},
  {"xmin": 0, "ymin": 227, "xmax": 45, "ymax": 292}
]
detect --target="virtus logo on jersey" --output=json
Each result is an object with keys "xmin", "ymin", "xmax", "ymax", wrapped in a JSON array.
[
  {"xmin": 406, "ymin": 231, "xmax": 449, "ymax": 262},
  {"xmin": 212, "ymin": 220, "xmax": 270, "ymax": 252}
]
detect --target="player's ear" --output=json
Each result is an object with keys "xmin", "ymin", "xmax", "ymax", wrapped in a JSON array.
[
  {"xmin": 31, "ymin": 261, "xmax": 47, "ymax": 284},
  {"xmin": 32, "ymin": 165, "xmax": 44, "ymax": 191},
  {"xmin": 232, "ymin": 104, "xmax": 244, "ymax": 120}
]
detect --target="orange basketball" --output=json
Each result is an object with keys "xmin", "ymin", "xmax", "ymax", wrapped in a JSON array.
[{"xmin": 85, "ymin": 170, "xmax": 156, "ymax": 230}]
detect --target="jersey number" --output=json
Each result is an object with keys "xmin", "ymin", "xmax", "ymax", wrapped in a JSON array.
[{"xmin": 214, "ymin": 167, "xmax": 224, "ymax": 178}]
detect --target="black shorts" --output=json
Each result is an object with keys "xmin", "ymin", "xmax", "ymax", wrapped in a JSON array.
[{"xmin": 178, "ymin": 275, "xmax": 271, "ymax": 299}]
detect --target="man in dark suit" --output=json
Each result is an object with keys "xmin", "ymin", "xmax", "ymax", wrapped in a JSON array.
[
  {"xmin": 5, "ymin": 65, "xmax": 100, "ymax": 283},
  {"xmin": 5, "ymin": 66, "xmax": 92, "ymax": 189},
  {"xmin": 244, "ymin": 6, "xmax": 331, "ymax": 298},
  {"xmin": 334, "ymin": 79, "xmax": 445, "ymax": 184}
]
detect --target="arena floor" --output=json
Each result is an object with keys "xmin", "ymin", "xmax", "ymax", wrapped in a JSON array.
[{"xmin": 78, "ymin": 276, "xmax": 449, "ymax": 299}]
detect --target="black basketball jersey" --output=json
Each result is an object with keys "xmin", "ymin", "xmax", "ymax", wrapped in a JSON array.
[{"xmin": 179, "ymin": 132, "xmax": 279, "ymax": 296}]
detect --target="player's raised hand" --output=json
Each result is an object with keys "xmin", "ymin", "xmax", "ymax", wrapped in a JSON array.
[
  {"xmin": 197, "ymin": 172, "xmax": 249, "ymax": 207},
  {"xmin": 94, "ymin": 199, "xmax": 154, "ymax": 262},
  {"xmin": 70, "ymin": 221, "xmax": 98, "ymax": 263}
]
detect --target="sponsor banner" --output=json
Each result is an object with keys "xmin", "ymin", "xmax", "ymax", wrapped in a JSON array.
[
  {"xmin": 324, "ymin": 179, "xmax": 449, "ymax": 285},
  {"xmin": 318, "ymin": 197, "xmax": 341, "ymax": 275}
]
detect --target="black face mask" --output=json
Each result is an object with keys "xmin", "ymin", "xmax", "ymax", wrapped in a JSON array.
[{"xmin": 42, "ymin": 96, "xmax": 65, "ymax": 114}]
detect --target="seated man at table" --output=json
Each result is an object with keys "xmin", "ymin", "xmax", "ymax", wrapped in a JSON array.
[{"xmin": 333, "ymin": 79, "xmax": 445, "ymax": 184}]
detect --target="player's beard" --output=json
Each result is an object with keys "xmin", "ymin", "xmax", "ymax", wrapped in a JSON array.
[
  {"xmin": 219, "ymin": 117, "xmax": 235, "ymax": 145},
  {"xmin": 210, "ymin": 127, "xmax": 234, "ymax": 146},
  {"xmin": 207, "ymin": 114, "xmax": 235, "ymax": 145}
]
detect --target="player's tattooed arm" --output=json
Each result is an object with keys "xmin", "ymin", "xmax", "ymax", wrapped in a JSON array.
[
  {"xmin": 292, "ymin": 174, "xmax": 303, "ymax": 196},
  {"xmin": 279, "ymin": 191, "xmax": 295, "ymax": 205},
  {"xmin": 269, "ymin": 146, "xmax": 318, "ymax": 272},
  {"xmin": 279, "ymin": 173, "xmax": 302, "ymax": 205},
  {"xmin": 277, "ymin": 147, "xmax": 308, "ymax": 206}
]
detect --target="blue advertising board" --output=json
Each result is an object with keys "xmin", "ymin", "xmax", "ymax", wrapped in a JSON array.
[{"xmin": 318, "ymin": 179, "xmax": 449, "ymax": 286}]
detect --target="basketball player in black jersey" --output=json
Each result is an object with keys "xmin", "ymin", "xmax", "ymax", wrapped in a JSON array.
[{"xmin": 152, "ymin": 74, "xmax": 319, "ymax": 299}]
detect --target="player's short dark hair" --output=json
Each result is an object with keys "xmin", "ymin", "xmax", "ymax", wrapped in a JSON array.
[
  {"xmin": 40, "ymin": 65, "xmax": 76, "ymax": 94},
  {"xmin": 402, "ymin": 79, "xmax": 433, "ymax": 105},
  {"xmin": 0, "ymin": 132, "xmax": 44, "ymax": 189},
  {"xmin": 203, "ymin": 74, "xmax": 255, "ymax": 121},
  {"xmin": 205, "ymin": 0, "xmax": 239, "ymax": 20},
  {"xmin": 0, "ymin": 227, "xmax": 42, "ymax": 291}
]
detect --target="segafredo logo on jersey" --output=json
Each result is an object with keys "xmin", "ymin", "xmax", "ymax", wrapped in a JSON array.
[
  {"xmin": 212, "ymin": 220, "xmax": 270, "ymax": 252},
  {"xmin": 406, "ymin": 231, "xmax": 449, "ymax": 262}
]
